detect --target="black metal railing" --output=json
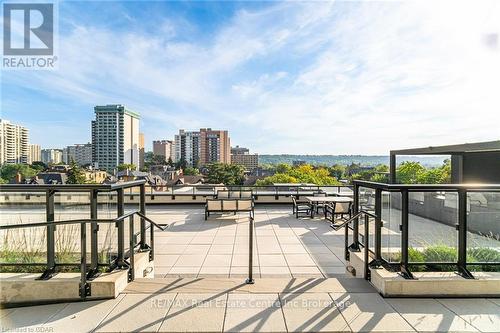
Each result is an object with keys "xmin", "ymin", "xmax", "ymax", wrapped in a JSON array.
[
  {"xmin": 0, "ymin": 211, "xmax": 166, "ymax": 299},
  {"xmin": 344, "ymin": 181, "xmax": 500, "ymax": 280},
  {"xmin": 0, "ymin": 181, "xmax": 167, "ymax": 299}
]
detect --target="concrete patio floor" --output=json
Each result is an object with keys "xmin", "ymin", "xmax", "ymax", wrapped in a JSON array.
[
  {"xmin": 148, "ymin": 205, "xmax": 350, "ymax": 278},
  {"xmin": 2, "ymin": 277, "xmax": 499, "ymax": 332}
]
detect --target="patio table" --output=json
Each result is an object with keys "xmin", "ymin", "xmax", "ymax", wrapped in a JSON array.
[{"xmin": 304, "ymin": 196, "xmax": 353, "ymax": 218}]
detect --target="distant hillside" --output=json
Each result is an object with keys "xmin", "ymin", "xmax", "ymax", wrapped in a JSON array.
[{"xmin": 258, "ymin": 155, "xmax": 447, "ymax": 167}]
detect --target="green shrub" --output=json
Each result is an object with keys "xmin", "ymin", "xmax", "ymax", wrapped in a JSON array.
[
  {"xmin": 423, "ymin": 245, "xmax": 457, "ymax": 271},
  {"xmin": 468, "ymin": 248, "xmax": 500, "ymax": 272}
]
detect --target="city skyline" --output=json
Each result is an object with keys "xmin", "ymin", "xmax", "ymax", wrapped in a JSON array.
[{"xmin": 2, "ymin": 1, "xmax": 500, "ymax": 153}]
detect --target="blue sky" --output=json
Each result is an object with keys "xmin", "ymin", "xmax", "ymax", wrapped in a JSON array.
[{"xmin": 2, "ymin": 0, "xmax": 500, "ymax": 153}]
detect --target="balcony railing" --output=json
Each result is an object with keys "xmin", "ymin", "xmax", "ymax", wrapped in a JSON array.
[
  {"xmin": 344, "ymin": 180, "xmax": 500, "ymax": 279},
  {"xmin": 0, "ymin": 181, "xmax": 167, "ymax": 300}
]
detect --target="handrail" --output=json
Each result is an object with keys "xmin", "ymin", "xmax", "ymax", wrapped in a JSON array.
[
  {"xmin": 0, "ymin": 211, "xmax": 167, "ymax": 232},
  {"xmin": 0, "ymin": 210, "xmax": 166, "ymax": 300},
  {"xmin": 330, "ymin": 210, "xmax": 376, "ymax": 231},
  {"xmin": 0, "ymin": 180, "xmax": 147, "ymax": 192}
]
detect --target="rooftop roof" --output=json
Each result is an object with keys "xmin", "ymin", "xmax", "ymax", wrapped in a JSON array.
[{"xmin": 390, "ymin": 140, "xmax": 500, "ymax": 155}]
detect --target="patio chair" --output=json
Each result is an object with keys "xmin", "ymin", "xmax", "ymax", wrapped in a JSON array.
[
  {"xmin": 312, "ymin": 191, "xmax": 327, "ymax": 214},
  {"xmin": 292, "ymin": 196, "xmax": 312, "ymax": 218},
  {"xmin": 324, "ymin": 201, "xmax": 353, "ymax": 223}
]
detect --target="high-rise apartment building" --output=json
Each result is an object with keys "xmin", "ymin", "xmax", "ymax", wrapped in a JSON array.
[
  {"xmin": 0, "ymin": 119, "xmax": 29, "ymax": 164},
  {"xmin": 63, "ymin": 143, "xmax": 92, "ymax": 166},
  {"xmin": 28, "ymin": 144, "xmax": 41, "ymax": 164},
  {"xmin": 91, "ymin": 105, "xmax": 140, "ymax": 171},
  {"xmin": 230, "ymin": 145, "xmax": 259, "ymax": 170},
  {"xmin": 41, "ymin": 149, "xmax": 63, "ymax": 165},
  {"xmin": 139, "ymin": 133, "xmax": 145, "ymax": 169},
  {"xmin": 174, "ymin": 128, "xmax": 230, "ymax": 167},
  {"xmin": 200, "ymin": 128, "xmax": 231, "ymax": 165},
  {"xmin": 153, "ymin": 140, "xmax": 175, "ymax": 161}
]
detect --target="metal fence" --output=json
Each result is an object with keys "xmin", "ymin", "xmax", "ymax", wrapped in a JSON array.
[
  {"xmin": 0, "ymin": 181, "xmax": 166, "ymax": 300},
  {"xmin": 345, "ymin": 180, "xmax": 500, "ymax": 280}
]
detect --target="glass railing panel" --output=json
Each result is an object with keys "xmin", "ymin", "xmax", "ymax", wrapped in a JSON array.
[
  {"xmin": 381, "ymin": 191, "xmax": 401, "ymax": 263},
  {"xmin": 54, "ymin": 192, "xmax": 90, "ymax": 265},
  {"xmin": 467, "ymin": 191, "xmax": 500, "ymax": 271},
  {"xmin": 408, "ymin": 191, "xmax": 458, "ymax": 270},
  {"xmin": 0, "ymin": 225, "xmax": 48, "ymax": 267},
  {"xmin": 97, "ymin": 192, "xmax": 117, "ymax": 264},
  {"xmin": 358, "ymin": 187, "xmax": 376, "ymax": 213}
]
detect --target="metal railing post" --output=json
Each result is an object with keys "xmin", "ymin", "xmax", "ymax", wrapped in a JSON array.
[
  {"xmin": 400, "ymin": 190, "xmax": 414, "ymax": 279},
  {"xmin": 79, "ymin": 223, "xmax": 90, "ymax": 299},
  {"xmin": 246, "ymin": 215, "xmax": 255, "ymax": 284},
  {"xmin": 38, "ymin": 189, "xmax": 56, "ymax": 280},
  {"xmin": 139, "ymin": 183, "xmax": 147, "ymax": 250},
  {"xmin": 458, "ymin": 189, "xmax": 474, "ymax": 279},
  {"xmin": 349, "ymin": 183, "xmax": 361, "ymax": 251},
  {"xmin": 373, "ymin": 188, "xmax": 382, "ymax": 264},
  {"xmin": 149, "ymin": 210, "xmax": 155, "ymax": 262},
  {"xmin": 115, "ymin": 188, "xmax": 127, "ymax": 268},
  {"xmin": 87, "ymin": 189, "xmax": 100, "ymax": 280},
  {"xmin": 364, "ymin": 214, "xmax": 370, "ymax": 280},
  {"xmin": 128, "ymin": 215, "xmax": 135, "ymax": 282}
]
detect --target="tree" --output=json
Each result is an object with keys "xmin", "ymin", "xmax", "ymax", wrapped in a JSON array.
[
  {"xmin": 0, "ymin": 164, "xmax": 40, "ymax": 183},
  {"xmin": 117, "ymin": 164, "xmax": 136, "ymax": 171},
  {"xmin": 66, "ymin": 160, "xmax": 87, "ymax": 184},
  {"xmin": 167, "ymin": 157, "xmax": 173, "ymax": 167},
  {"xmin": 206, "ymin": 163, "xmax": 245, "ymax": 185},
  {"xmin": 396, "ymin": 161, "xmax": 425, "ymax": 184},
  {"xmin": 329, "ymin": 164, "xmax": 346, "ymax": 180},
  {"xmin": 175, "ymin": 158, "xmax": 187, "ymax": 170},
  {"xmin": 183, "ymin": 167, "xmax": 199, "ymax": 176},
  {"xmin": 256, "ymin": 163, "xmax": 341, "ymax": 186}
]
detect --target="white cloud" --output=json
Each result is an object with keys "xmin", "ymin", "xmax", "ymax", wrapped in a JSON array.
[{"xmin": 3, "ymin": 1, "xmax": 500, "ymax": 153}]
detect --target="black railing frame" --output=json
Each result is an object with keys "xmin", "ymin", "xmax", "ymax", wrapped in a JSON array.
[{"xmin": 347, "ymin": 180, "xmax": 500, "ymax": 281}]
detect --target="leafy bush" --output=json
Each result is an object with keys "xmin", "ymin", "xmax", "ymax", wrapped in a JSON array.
[
  {"xmin": 422, "ymin": 245, "xmax": 457, "ymax": 271},
  {"xmin": 468, "ymin": 248, "xmax": 500, "ymax": 272}
]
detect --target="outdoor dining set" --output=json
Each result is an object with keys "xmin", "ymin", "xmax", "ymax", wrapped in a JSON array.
[{"xmin": 292, "ymin": 191, "xmax": 353, "ymax": 224}]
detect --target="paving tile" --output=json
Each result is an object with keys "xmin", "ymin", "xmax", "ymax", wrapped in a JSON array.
[
  {"xmin": 42, "ymin": 295, "xmax": 126, "ymax": 333},
  {"xmin": 289, "ymin": 266, "xmax": 323, "ymax": 277},
  {"xmin": 203, "ymin": 254, "xmax": 232, "ymax": 266},
  {"xmin": 387, "ymin": 298, "xmax": 478, "ymax": 332},
  {"xmin": 198, "ymin": 266, "xmax": 230, "ymax": 277},
  {"xmin": 176, "ymin": 254, "xmax": 206, "ymax": 266},
  {"xmin": 183, "ymin": 244, "xmax": 211, "ymax": 254},
  {"xmin": 0, "ymin": 303, "xmax": 67, "ymax": 332},
  {"xmin": 310, "ymin": 253, "xmax": 344, "ymax": 266},
  {"xmin": 231, "ymin": 254, "xmax": 259, "ymax": 266},
  {"xmin": 277, "ymin": 236, "xmax": 302, "ymax": 244},
  {"xmin": 259, "ymin": 254, "xmax": 287, "ymax": 267},
  {"xmin": 305, "ymin": 244, "xmax": 333, "ymax": 254},
  {"xmin": 261, "ymin": 266, "xmax": 292, "ymax": 277},
  {"xmin": 224, "ymin": 293, "xmax": 287, "ymax": 332},
  {"xmin": 95, "ymin": 294, "xmax": 175, "ymax": 332},
  {"xmin": 438, "ymin": 298, "xmax": 500, "ymax": 332},
  {"xmin": 159, "ymin": 293, "xmax": 227, "ymax": 332},
  {"xmin": 280, "ymin": 292, "xmax": 350, "ymax": 332},
  {"xmin": 331, "ymin": 292, "xmax": 415, "ymax": 332},
  {"xmin": 168, "ymin": 266, "xmax": 201, "ymax": 277},
  {"xmin": 164, "ymin": 237, "xmax": 194, "ymax": 244},
  {"xmin": 320, "ymin": 266, "xmax": 349, "ymax": 276},
  {"xmin": 155, "ymin": 244, "xmax": 187, "ymax": 254},
  {"xmin": 280, "ymin": 244, "xmax": 308, "ymax": 254},
  {"xmin": 230, "ymin": 266, "xmax": 260, "ymax": 277},
  {"xmin": 213, "ymin": 236, "xmax": 235, "ymax": 245},
  {"xmin": 209, "ymin": 244, "xmax": 234, "ymax": 254},
  {"xmin": 155, "ymin": 254, "xmax": 180, "ymax": 266},
  {"xmin": 284, "ymin": 254, "xmax": 316, "ymax": 266},
  {"xmin": 256, "ymin": 242, "xmax": 282, "ymax": 254}
]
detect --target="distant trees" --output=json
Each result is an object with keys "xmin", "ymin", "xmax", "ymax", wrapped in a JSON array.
[
  {"xmin": 256, "ymin": 164, "xmax": 341, "ymax": 186},
  {"xmin": 206, "ymin": 163, "xmax": 245, "ymax": 185},
  {"xmin": 66, "ymin": 160, "xmax": 87, "ymax": 184},
  {"xmin": 0, "ymin": 163, "xmax": 44, "ymax": 183},
  {"xmin": 117, "ymin": 164, "xmax": 136, "ymax": 171},
  {"xmin": 183, "ymin": 167, "xmax": 199, "ymax": 176}
]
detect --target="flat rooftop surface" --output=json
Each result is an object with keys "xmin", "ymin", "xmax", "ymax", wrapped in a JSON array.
[
  {"xmin": 2, "ymin": 277, "xmax": 499, "ymax": 332},
  {"xmin": 147, "ymin": 205, "xmax": 348, "ymax": 278}
]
